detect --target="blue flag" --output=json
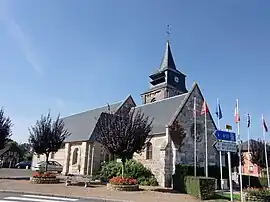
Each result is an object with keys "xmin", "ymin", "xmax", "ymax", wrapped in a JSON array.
[{"xmin": 215, "ymin": 102, "xmax": 223, "ymax": 120}]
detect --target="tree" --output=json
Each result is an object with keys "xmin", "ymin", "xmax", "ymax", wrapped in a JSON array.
[
  {"xmin": 19, "ymin": 143, "xmax": 33, "ymax": 161},
  {"xmin": 230, "ymin": 150, "xmax": 244, "ymax": 168},
  {"xmin": 0, "ymin": 108, "xmax": 13, "ymax": 150},
  {"xmin": 250, "ymin": 139, "xmax": 269, "ymax": 170},
  {"xmin": 95, "ymin": 108, "xmax": 153, "ymax": 177},
  {"xmin": 28, "ymin": 112, "xmax": 70, "ymax": 171},
  {"xmin": 170, "ymin": 120, "xmax": 186, "ymax": 151}
]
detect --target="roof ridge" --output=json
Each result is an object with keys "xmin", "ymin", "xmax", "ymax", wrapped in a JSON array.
[
  {"xmin": 63, "ymin": 100, "xmax": 123, "ymax": 119},
  {"xmin": 135, "ymin": 93, "xmax": 188, "ymax": 108}
]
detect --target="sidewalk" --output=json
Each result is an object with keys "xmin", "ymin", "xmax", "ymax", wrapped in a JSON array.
[{"xmin": 0, "ymin": 180, "xmax": 200, "ymax": 202}]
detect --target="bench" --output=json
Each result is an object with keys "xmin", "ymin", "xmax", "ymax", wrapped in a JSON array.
[{"xmin": 65, "ymin": 175, "xmax": 93, "ymax": 187}]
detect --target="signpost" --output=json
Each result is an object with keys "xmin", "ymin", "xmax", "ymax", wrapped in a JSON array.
[
  {"xmin": 213, "ymin": 141, "xmax": 237, "ymax": 153},
  {"xmin": 213, "ymin": 129, "xmax": 236, "ymax": 202},
  {"xmin": 214, "ymin": 130, "xmax": 236, "ymax": 142}
]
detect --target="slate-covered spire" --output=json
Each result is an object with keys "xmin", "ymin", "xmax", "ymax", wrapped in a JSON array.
[{"xmin": 159, "ymin": 40, "xmax": 176, "ymax": 71}]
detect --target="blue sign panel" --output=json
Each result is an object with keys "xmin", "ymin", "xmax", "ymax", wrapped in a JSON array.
[{"xmin": 214, "ymin": 130, "xmax": 236, "ymax": 142}]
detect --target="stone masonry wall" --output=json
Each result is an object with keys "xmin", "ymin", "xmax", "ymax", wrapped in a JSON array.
[
  {"xmin": 173, "ymin": 84, "xmax": 219, "ymax": 167},
  {"xmin": 134, "ymin": 134, "xmax": 167, "ymax": 186}
]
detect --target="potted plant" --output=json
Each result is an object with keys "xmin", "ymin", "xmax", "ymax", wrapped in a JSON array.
[
  {"xmin": 107, "ymin": 176, "xmax": 139, "ymax": 191},
  {"xmin": 30, "ymin": 171, "xmax": 60, "ymax": 184}
]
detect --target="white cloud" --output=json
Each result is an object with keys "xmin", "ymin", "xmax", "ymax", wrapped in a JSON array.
[{"xmin": 0, "ymin": 1, "xmax": 44, "ymax": 74}]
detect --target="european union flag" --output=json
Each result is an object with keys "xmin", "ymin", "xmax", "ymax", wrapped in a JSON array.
[{"xmin": 215, "ymin": 102, "xmax": 223, "ymax": 120}]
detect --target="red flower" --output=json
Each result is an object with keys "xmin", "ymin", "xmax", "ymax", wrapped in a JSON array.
[
  {"xmin": 109, "ymin": 176, "xmax": 136, "ymax": 185},
  {"xmin": 32, "ymin": 172, "xmax": 56, "ymax": 178}
]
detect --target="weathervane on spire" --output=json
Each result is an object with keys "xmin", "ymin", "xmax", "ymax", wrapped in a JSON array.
[{"xmin": 166, "ymin": 24, "xmax": 171, "ymax": 42}]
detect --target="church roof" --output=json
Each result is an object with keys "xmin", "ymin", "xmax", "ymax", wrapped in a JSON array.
[
  {"xmin": 64, "ymin": 101, "xmax": 122, "ymax": 142},
  {"xmin": 159, "ymin": 41, "xmax": 176, "ymax": 71},
  {"xmin": 135, "ymin": 93, "xmax": 188, "ymax": 134},
  {"xmin": 150, "ymin": 40, "xmax": 186, "ymax": 78}
]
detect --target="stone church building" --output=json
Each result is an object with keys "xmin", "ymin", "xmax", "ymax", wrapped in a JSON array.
[{"xmin": 32, "ymin": 40, "xmax": 219, "ymax": 187}]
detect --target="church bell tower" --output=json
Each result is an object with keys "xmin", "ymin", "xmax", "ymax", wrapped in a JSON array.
[{"xmin": 141, "ymin": 40, "xmax": 188, "ymax": 104}]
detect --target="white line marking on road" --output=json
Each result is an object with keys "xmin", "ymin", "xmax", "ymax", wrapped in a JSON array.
[
  {"xmin": 4, "ymin": 197, "xmax": 67, "ymax": 202},
  {"xmin": 23, "ymin": 195, "xmax": 78, "ymax": 201}
]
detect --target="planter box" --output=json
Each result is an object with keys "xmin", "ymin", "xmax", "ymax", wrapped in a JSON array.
[
  {"xmin": 30, "ymin": 177, "xmax": 60, "ymax": 184},
  {"xmin": 107, "ymin": 183, "xmax": 139, "ymax": 191}
]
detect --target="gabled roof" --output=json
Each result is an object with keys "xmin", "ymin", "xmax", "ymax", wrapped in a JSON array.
[
  {"xmin": 168, "ymin": 82, "xmax": 218, "ymax": 131},
  {"xmin": 0, "ymin": 144, "xmax": 11, "ymax": 156},
  {"xmin": 134, "ymin": 93, "xmax": 188, "ymax": 134},
  {"xmin": 64, "ymin": 101, "xmax": 123, "ymax": 142},
  {"xmin": 241, "ymin": 139, "xmax": 270, "ymax": 151},
  {"xmin": 0, "ymin": 142, "xmax": 21, "ymax": 156}
]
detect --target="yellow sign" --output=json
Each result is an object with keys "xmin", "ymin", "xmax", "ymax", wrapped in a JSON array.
[{"xmin": 225, "ymin": 124, "xmax": 232, "ymax": 131}]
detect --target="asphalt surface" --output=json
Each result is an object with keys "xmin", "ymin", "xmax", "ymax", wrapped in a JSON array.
[
  {"xmin": 0, "ymin": 169, "xmax": 32, "ymax": 178},
  {"xmin": 0, "ymin": 169, "xmax": 66, "ymax": 180},
  {"xmin": 0, "ymin": 192, "xmax": 106, "ymax": 202}
]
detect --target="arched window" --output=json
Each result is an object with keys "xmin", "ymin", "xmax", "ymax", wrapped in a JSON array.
[
  {"xmin": 146, "ymin": 142, "xmax": 152, "ymax": 160},
  {"xmin": 72, "ymin": 148, "xmax": 79, "ymax": 165}
]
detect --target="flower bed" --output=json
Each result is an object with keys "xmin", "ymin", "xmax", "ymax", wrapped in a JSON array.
[
  {"xmin": 107, "ymin": 176, "xmax": 139, "ymax": 191},
  {"xmin": 30, "ymin": 172, "xmax": 60, "ymax": 184},
  {"xmin": 244, "ymin": 188, "xmax": 270, "ymax": 202}
]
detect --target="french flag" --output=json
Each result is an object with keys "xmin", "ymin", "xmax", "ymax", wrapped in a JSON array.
[{"xmin": 234, "ymin": 99, "xmax": 240, "ymax": 124}]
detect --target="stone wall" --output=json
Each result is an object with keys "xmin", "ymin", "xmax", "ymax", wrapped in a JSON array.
[
  {"xmin": 172, "ymin": 84, "xmax": 219, "ymax": 167},
  {"xmin": 68, "ymin": 142, "xmax": 83, "ymax": 174},
  {"xmin": 134, "ymin": 134, "xmax": 167, "ymax": 186}
]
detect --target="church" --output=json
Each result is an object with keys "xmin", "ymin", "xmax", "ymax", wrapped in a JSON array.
[{"xmin": 31, "ymin": 40, "xmax": 219, "ymax": 188}]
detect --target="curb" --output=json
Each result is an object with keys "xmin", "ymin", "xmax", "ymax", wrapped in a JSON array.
[{"xmin": 0, "ymin": 190, "xmax": 132, "ymax": 202}]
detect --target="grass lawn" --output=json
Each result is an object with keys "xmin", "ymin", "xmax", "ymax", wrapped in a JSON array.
[{"xmin": 214, "ymin": 192, "xmax": 241, "ymax": 201}]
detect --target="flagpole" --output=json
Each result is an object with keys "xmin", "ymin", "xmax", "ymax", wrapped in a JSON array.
[
  {"xmin": 247, "ymin": 119, "xmax": 250, "ymax": 188},
  {"xmin": 262, "ymin": 115, "xmax": 270, "ymax": 188},
  {"xmin": 205, "ymin": 100, "xmax": 208, "ymax": 177},
  {"xmin": 217, "ymin": 98, "xmax": 223, "ymax": 190},
  {"xmin": 194, "ymin": 97, "xmax": 197, "ymax": 177},
  {"xmin": 236, "ymin": 99, "xmax": 243, "ymax": 201}
]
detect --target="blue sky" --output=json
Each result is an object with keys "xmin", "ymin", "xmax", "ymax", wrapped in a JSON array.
[{"xmin": 0, "ymin": 0, "xmax": 270, "ymax": 143}]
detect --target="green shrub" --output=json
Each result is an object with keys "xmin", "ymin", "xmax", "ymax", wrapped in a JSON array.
[
  {"xmin": 245, "ymin": 188, "xmax": 270, "ymax": 200},
  {"xmin": 173, "ymin": 164, "xmax": 231, "ymax": 192},
  {"xmin": 185, "ymin": 176, "xmax": 216, "ymax": 200},
  {"xmin": 242, "ymin": 175, "xmax": 268, "ymax": 188},
  {"xmin": 173, "ymin": 164, "xmax": 204, "ymax": 193},
  {"xmin": 99, "ymin": 159, "xmax": 158, "ymax": 186}
]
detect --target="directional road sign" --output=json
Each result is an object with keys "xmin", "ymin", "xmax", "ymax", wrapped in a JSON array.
[
  {"xmin": 214, "ymin": 130, "xmax": 236, "ymax": 142},
  {"xmin": 213, "ymin": 141, "xmax": 237, "ymax": 153}
]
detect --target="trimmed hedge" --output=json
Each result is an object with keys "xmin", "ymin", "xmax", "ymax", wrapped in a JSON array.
[
  {"xmin": 173, "ymin": 164, "xmax": 204, "ymax": 192},
  {"xmin": 185, "ymin": 176, "xmax": 216, "ymax": 200},
  {"xmin": 173, "ymin": 164, "xmax": 229, "ymax": 192},
  {"xmin": 242, "ymin": 175, "xmax": 268, "ymax": 188}
]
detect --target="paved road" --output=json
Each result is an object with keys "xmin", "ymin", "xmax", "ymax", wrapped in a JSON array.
[
  {"xmin": 0, "ymin": 169, "xmax": 32, "ymax": 178},
  {"xmin": 0, "ymin": 169, "xmax": 65, "ymax": 180},
  {"xmin": 0, "ymin": 193, "xmax": 105, "ymax": 202}
]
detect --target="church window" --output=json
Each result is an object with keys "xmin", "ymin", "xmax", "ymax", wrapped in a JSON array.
[
  {"xmin": 146, "ymin": 142, "xmax": 152, "ymax": 160},
  {"xmin": 151, "ymin": 98, "xmax": 156, "ymax": 103},
  {"xmin": 72, "ymin": 148, "xmax": 79, "ymax": 165}
]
